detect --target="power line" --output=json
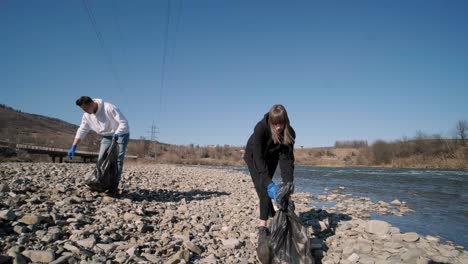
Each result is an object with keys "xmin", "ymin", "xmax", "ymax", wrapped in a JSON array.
[
  {"xmin": 162, "ymin": 0, "xmax": 184, "ymax": 121},
  {"xmin": 111, "ymin": 1, "xmax": 133, "ymax": 78},
  {"xmin": 157, "ymin": 0, "xmax": 172, "ymax": 127},
  {"xmin": 81, "ymin": 0, "xmax": 130, "ymax": 111},
  {"xmin": 156, "ymin": 0, "xmax": 184, "ymax": 143}
]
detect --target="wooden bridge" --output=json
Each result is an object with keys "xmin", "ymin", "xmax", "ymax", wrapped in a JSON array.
[
  {"xmin": 16, "ymin": 144, "xmax": 99, "ymax": 163},
  {"xmin": 1, "ymin": 142, "xmax": 137, "ymax": 163}
]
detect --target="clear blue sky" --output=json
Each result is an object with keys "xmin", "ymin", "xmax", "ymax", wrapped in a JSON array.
[{"xmin": 1, "ymin": 1, "xmax": 467, "ymax": 147}]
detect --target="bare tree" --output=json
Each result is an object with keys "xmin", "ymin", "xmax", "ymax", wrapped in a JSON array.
[
  {"xmin": 372, "ymin": 140, "xmax": 393, "ymax": 165},
  {"xmin": 395, "ymin": 136, "xmax": 412, "ymax": 158},
  {"xmin": 456, "ymin": 120, "xmax": 468, "ymax": 146},
  {"xmin": 414, "ymin": 131, "xmax": 428, "ymax": 154},
  {"xmin": 334, "ymin": 140, "xmax": 368, "ymax": 148}
]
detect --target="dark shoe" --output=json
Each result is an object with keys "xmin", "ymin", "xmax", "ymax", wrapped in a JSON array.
[
  {"xmin": 257, "ymin": 226, "xmax": 272, "ymax": 264},
  {"xmin": 258, "ymin": 226, "xmax": 270, "ymax": 237},
  {"xmin": 107, "ymin": 186, "xmax": 120, "ymax": 198}
]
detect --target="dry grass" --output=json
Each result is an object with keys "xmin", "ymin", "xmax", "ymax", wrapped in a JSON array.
[{"xmin": 1, "ymin": 105, "xmax": 467, "ymax": 169}]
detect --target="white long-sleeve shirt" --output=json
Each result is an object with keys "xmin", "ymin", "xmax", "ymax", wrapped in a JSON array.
[{"xmin": 75, "ymin": 99, "xmax": 130, "ymax": 140}]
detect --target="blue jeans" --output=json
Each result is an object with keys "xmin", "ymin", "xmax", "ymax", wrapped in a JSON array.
[{"xmin": 98, "ymin": 133, "xmax": 130, "ymax": 186}]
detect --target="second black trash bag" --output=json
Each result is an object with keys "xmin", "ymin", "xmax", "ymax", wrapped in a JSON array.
[
  {"xmin": 85, "ymin": 141, "xmax": 119, "ymax": 192},
  {"xmin": 269, "ymin": 182, "xmax": 314, "ymax": 264}
]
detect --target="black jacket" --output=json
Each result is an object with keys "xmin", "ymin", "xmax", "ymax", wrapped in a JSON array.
[{"xmin": 244, "ymin": 113, "xmax": 295, "ymax": 187}]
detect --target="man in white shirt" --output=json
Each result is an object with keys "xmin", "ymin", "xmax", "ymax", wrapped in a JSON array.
[{"xmin": 68, "ymin": 96, "xmax": 130, "ymax": 196}]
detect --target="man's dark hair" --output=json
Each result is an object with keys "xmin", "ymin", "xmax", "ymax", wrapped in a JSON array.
[{"xmin": 76, "ymin": 96, "xmax": 94, "ymax": 106}]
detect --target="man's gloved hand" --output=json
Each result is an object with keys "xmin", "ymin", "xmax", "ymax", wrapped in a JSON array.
[
  {"xmin": 267, "ymin": 182, "xmax": 280, "ymax": 205},
  {"xmin": 113, "ymin": 134, "xmax": 119, "ymax": 141},
  {"xmin": 67, "ymin": 145, "xmax": 77, "ymax": 159}
]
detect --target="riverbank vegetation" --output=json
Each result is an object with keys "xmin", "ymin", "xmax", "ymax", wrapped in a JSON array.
[{"xmin": 1, "ymin": 104, "xmax": 466, "ymax": 169}]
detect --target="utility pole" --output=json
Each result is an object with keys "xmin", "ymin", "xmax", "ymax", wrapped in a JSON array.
[{"xmin": 148, "ymin": 121, "xmax": 159, "ymax": 158}]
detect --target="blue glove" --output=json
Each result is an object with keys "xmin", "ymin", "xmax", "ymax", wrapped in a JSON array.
[
  {"xmin": 113, "ymin": 134, "xmax": 119, "ymax": 141},
  {"xmin": 67, "ymin": 145, "xmax": 77, "ymax": 159},
  {"xmin": 267, "ymin": 182, "xmax": 280, "ymax": 204}
]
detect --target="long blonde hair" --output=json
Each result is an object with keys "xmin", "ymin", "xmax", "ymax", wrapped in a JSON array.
[{"xmin": 269, "ymin": 104, "xmax": 294, "ymax": 145}]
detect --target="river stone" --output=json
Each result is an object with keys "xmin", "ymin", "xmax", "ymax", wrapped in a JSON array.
[
  {"xmin": 21, "ymin": 250, "xmax": 55, "ymax": 263},
  {"xmin": 13, "ymin": 225, "xmax": 27, "ymax": 234},
  {"xmin": 141, "ymin": 253, "xmax": 160, "ymax": 263},
  {"xmin": 76, "ymin": 237, "xmax": 96, "ymax": 249},
  {"xmin": 167, "ymin": 249, "xmax": 189, "ymax": 263},
  {"xmin": 416, "ymin": 256, "xmax": 432, "ymax": 264},
  {"xmin": 18, "ymin": 214, "xmax": 42, "ymax": 225},
  {"xmin": 365, "ymin": 220, "xmax": 390, "ymax": 235},
  {"xmin": 0, "ymin": 255, "xmax": 12, "ymax": 263},
  {"xmin": 401, "ymin": 248, "xmax": 425, "ymax": 262},
  {"xmin": 63, "ymin": 243, "xmax": 80, "ymax": 254},
  {"xmin": 96, "ymin": 243, "xmax": 117, "ymax": 251},
  {"xmin": 222, "ymin": 238, "xmax": 243, "ymax": 249},
  {"xmin": 426, "ymin": 235, "xmax": 440, "ymax": 243},
  {"xmin": 200, "ymin": 254, "xmax": 218, "ymax": 264},
  {"xmin": 0, "ymin": 183, "xmax": 10, "ymax": 192},
  {"xmin": 347, "ymin": 253, "xmax": 360, "ymax": 263},
  {"xmin": 123, "ymin": 213, "xmax": 141, "ymax": 221},
  {"xmin": 49, "ymin": 255, "xmax": 72, "ymax": 264},
  {"xmin": 183, "ymin": 240, "xmax": 202, "ymax": 255},
  {"xmin": 402, "ymin": 232, "xmax": 419, "ymax": 242},
  {"xmin": 126, "ymin": 246, "xmax": 138, "ymax": 257},
  {"xmin": 0, "ymin": 209, "xmax": 16, "ymax": 221},
  {"xmin": 10, "ymin": 253, "xmax": 27, "ymax": 264}
]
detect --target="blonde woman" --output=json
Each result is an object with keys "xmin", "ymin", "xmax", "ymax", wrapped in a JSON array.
[{"xmin": 243, "ymin": 104, "xmax": 295, "ymax": 240}]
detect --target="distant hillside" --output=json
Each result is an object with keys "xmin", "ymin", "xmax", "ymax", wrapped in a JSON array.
[
  {"xmin": 0, "ymin": 104, "xmax": 169, "ymax": 161},
  {"xmin": 0, "ymin": 104, "xmax": 100, "ymax": 151}
]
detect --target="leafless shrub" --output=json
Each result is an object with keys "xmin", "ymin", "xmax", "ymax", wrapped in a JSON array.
[
  {"xmin": 334, "ymin": 140, "xmax": 368, "ymax": 148},
  {"xmin": 356, "ymin": 147, "xmax": 372, "ymax": 166},
  {"xmin": 372, "ymin": 140, "xmax": 392, "ymax": 165},
  {"xmin": 456, "ymin": 120, "xmax": 467, "ymax": 146}
]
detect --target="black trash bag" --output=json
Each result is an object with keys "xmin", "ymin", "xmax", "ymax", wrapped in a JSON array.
[
  {"xmin": 85, "ymin": 141, "xmax": 119, "ymax": 192},
  {"xmin": 269, "ymin": 182, "xmax": 314, "ymax": 264},
  {"xmin": 257, "ymin": 227, "xmax": 272, "ymax": 264}
]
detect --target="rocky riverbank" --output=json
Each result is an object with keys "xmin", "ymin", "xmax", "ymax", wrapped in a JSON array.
[{"xmin": 0, "ymin": 163, "xmax": 467, "ymax": 264}]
